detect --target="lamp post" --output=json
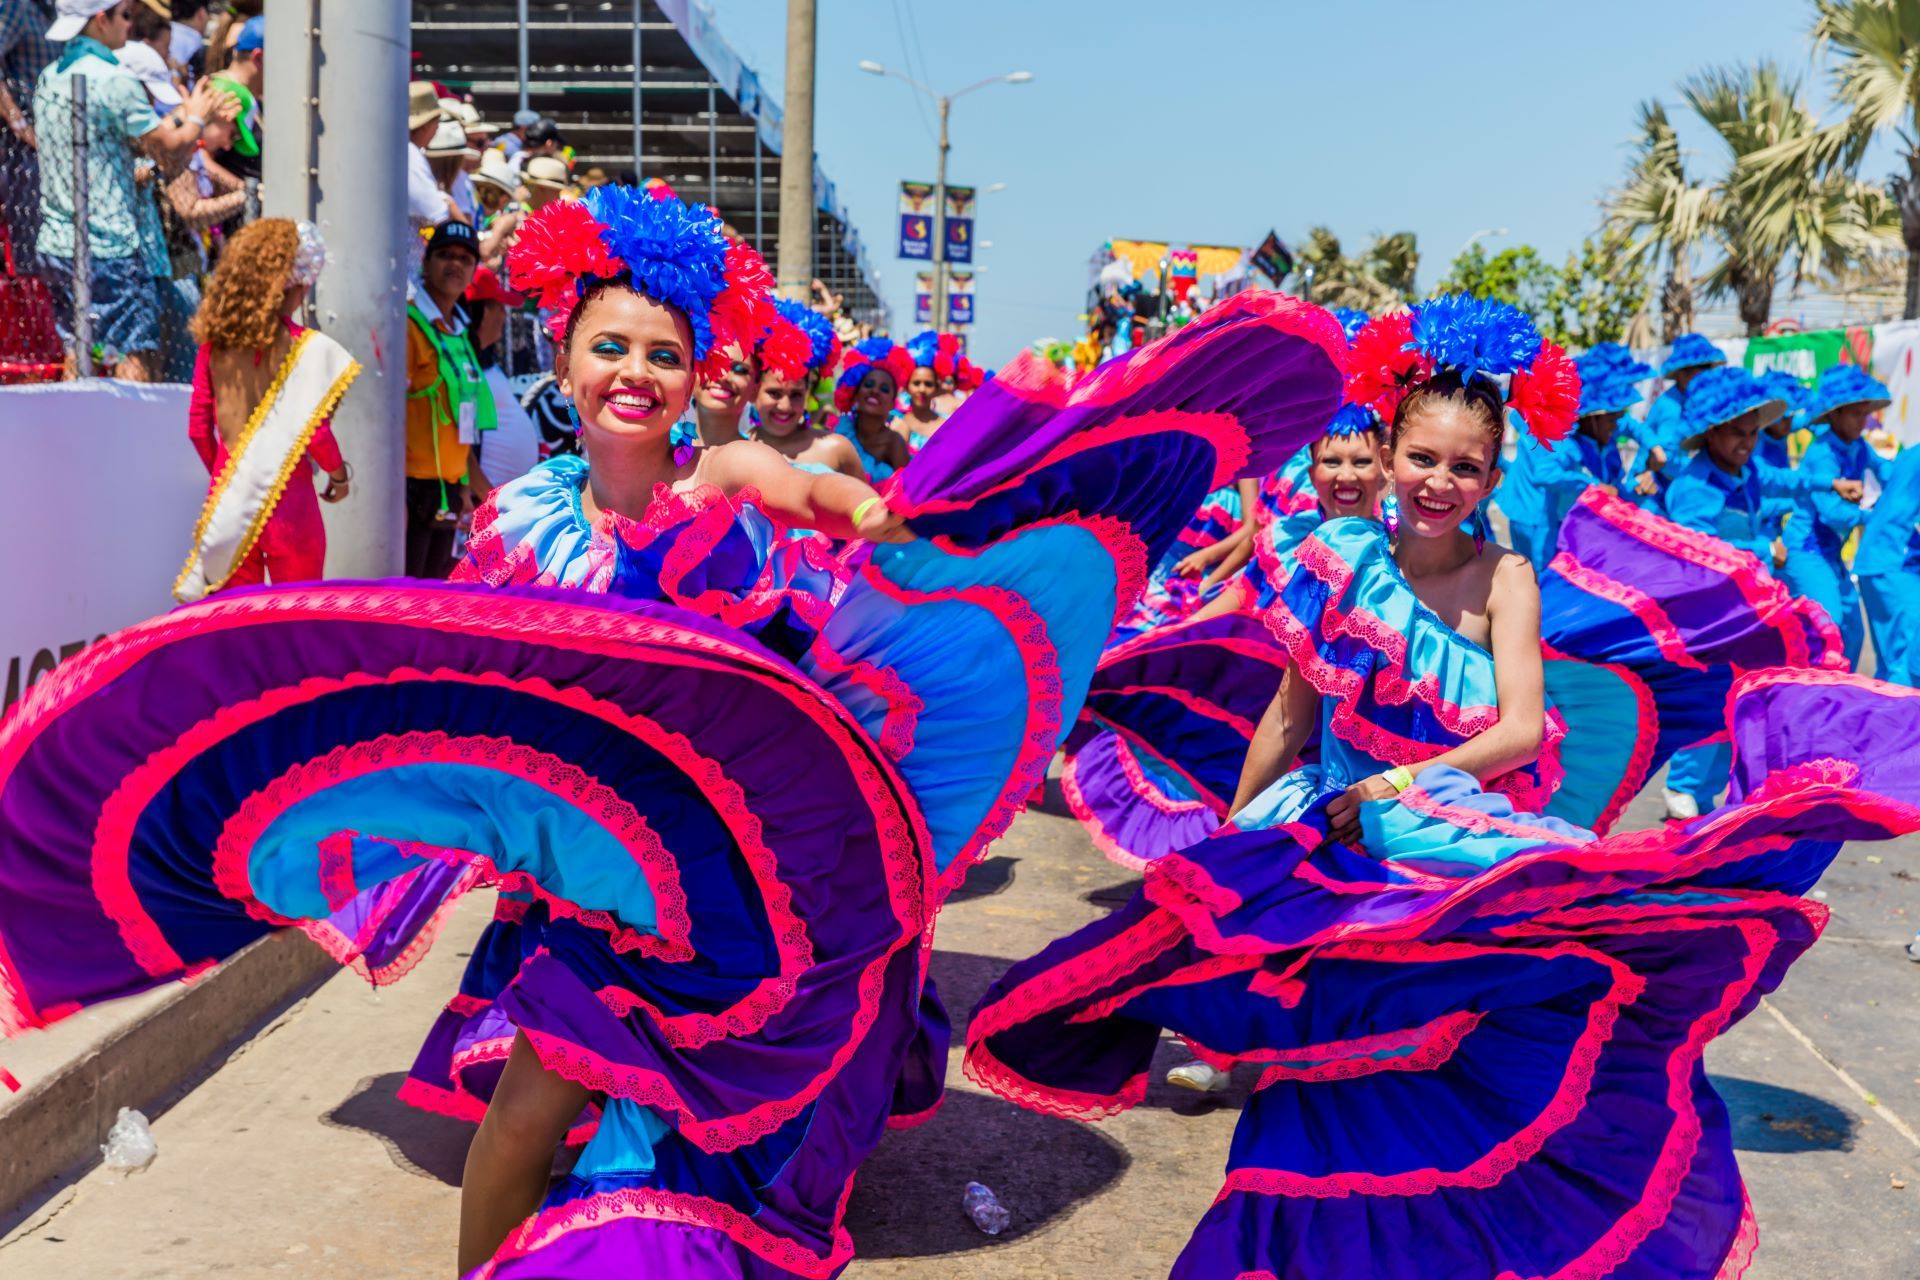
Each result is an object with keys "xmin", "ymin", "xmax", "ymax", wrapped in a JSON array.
[
  {"xmin": 858, "ymin": 62, "xmax": 1030, "ymax": 333},
  {"xmin": 1459, "ymin": 227, "xmax": 1509, "ymax": 256}
]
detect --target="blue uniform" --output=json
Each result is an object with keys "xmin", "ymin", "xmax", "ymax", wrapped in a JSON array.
[
  {"xmin": 1625, "ymin": 388, "xmax": 1686, "ymax": 514},
  {"xmin": 1855, "ymin": 447, "xmax": 1920, "ymax": 687},
  {"xmin": 1780, "ymin": 429, "xmax": 1886, "ymax": 666},
  {"xmin": 1500, "ymin": 428, "xmax": 1625, "ymax": 568}
]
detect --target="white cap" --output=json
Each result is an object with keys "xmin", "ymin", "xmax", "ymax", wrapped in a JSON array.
[
  {"xmin": 47, "ymin": 0, "xmax": 120, "ymax": 42},
  {"xmin": 116, "ymin": 41, "xmax": 183, "ymax": 109}
]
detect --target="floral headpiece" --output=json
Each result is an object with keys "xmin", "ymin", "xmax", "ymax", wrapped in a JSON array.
[
  {"xmin": 1330, "ymin": 307, "xmax": 1371, "ymax": 344},
  {"xmin": 832, "ymin": 336, "xmax": 916, "ymax": 413},
  {"xmin": 906, "ymin": 330, "xmax": 962, "ymax": 380},
  {"xmin": 507, "ymin": 185, "xmax": 779, "ymax": 381},
  {"xmin": 1345, "ymin": 294, "xmax": 1580, "ymax": 448},
  {"xmin": 1324, "ymin": 401, "xmax": 1379, "ymax": 438},
  {"xmin": 761, "ymin": 297, "xmax": 841, "ymax": 384}
]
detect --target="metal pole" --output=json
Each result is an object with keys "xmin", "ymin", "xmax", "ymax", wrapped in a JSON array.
[
  {"xmin": 263, "ymin": 0, "xmax": 316, "ymax": 222},
  {"xmin": 641, "ymin": 0, "xmax": 656, "ymax": 180},
  {"xmin": 70, "ymin": 76, "xmax": 91, "ymax": 377},
  {"xmin": 706, "ymin": 83, "xmax": 717, "ymax": 209},
  {"xmin": 518, "ymin": 0, "xmax": 530, "ymax": 115},
  {"xmin": 753, "ymin": 129, "xmax": 764, "ymax": 251},
  {"xmin": 931, "ymin": 95, "xmax": 948, "ymax": 334},
  {"xmin": 776, "ymin": 0, "xmax": 815, "ymax": 299},
  {"xmin": 277, "ymin": 0, "xmax": 410, "ymax": 577}
]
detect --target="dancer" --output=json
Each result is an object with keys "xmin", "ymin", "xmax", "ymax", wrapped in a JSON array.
[
  {"xmin": 0, "ymin": 263, "xmax": 1349, "ymax": 1275},
  {"xmin": 1498, "ymin": 341, "xmax": 1643, "ymax": 568},
  {"xmin": 965, "ymin": 297, "xmax": 1904, "ymax": 1279},
  {"xmin": 830, "ymin": 336, "xmax": 915, "ymax": 480},
  {"xmin": 749, "ymin": 299, "xmax": 861, "ymax": 477},
  {"xmin": 1780, "ymin": 365, "xmax": 1890, "ymax": 667},
  {"xmin": 175, "ymin": 218, "xmax": 357, "ymax": 602},
  {"xmin": 691, "ymin": 335, "xmax": 760, "ymax": 448},
  {"xmin": 1627, "ymin": 332, "xmax": 1724, "ymax": 513},
  {"xmin": 899, "ymin": 330, "xmax": 957, "ymax": 449},
  {"xmin": 1856, "ymin": 440, "xmax": 1920, "ymax": 689}
]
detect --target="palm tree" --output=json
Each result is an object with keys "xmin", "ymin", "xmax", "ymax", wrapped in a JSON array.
[
  {"xmin": 1293, "ymin": 227, "xmax": 1419, "ymax": 312},
  {"xmin": 1688, "ymin": 62, "xmax": 1897, "ymax": 335},
  {"xmin": 1807, "ymin": 0, "xmax": 1920, "ymax": 316},
  {"xmin": 1606, "ymin": 101, "xmax": 1714, "ymax": 341}
]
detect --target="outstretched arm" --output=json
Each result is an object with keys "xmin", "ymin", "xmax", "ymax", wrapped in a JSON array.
[{"xmin": 702, "ymin": 439, "xmax": 911, "ymax": 541}]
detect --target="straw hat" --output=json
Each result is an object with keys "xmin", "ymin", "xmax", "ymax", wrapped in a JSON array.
[
  {"xmin": 408, "ymin": 81, "xmax": 444, "ymax": 131},
  {"xmin": 473, "ymin": 150, "xmax": 519, "ymax": 195},
  {"xmin": 425, "ymin": 117, "xmax": 469, "ymax": 158},
  {"xmin": 523, "ymin": 155, "xmax": 571, "ymax": 190}
]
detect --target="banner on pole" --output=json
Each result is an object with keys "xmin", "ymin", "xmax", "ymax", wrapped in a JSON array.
[
  {"xmin": 915, "ymin": 272, "xmax": 934, "ymax": 325},
  {"xmin": 898, "ymin": 181, "xmax": 934, "ymax": 259},
  {"xmin": 1251, "ymin": 230, "xmax": 1293, "ymax": 284},
  {"xmin": 947, "ymin": 270, "xmax": 975, "ymax": 326},
  {"xmin": 943, "ymin": 185, "xmax": 976, "ymax": 265}
]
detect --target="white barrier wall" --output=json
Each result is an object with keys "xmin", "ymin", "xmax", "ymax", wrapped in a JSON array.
[{"xmin": 0, "ymin": 381, "xmax": 203, "ymax": 711}]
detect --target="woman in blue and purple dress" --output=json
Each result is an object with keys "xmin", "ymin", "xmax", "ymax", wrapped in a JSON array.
[
  {"xmin": 0, "ymin": 237, "xmax": 1357, "ymax": 1277},
  {"xmin": 964, "ymin": 298, "xmax": 1920, "ymax": 1278}
]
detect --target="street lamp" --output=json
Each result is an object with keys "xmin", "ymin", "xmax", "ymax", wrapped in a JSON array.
[
  {"xmin": 860, "ymin": 61, "xmax": 1032, "ymax": 332},
  {"xmin": 1459, "ymin": 227, "xmax": 1509, "ymax": 256}
]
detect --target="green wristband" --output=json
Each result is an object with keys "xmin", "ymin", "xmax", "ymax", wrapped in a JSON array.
[{"xmin": 851, "ymin": 495, "xmax": 882, "ymax": 529}]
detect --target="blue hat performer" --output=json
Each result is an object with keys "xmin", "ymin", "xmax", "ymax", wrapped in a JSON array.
[
  {"xmin": 1499, "ymin": 342, "xmax": 1649, "ymax": 568},
  {"xmin": 1856, "ymin": 438, "xmax": 1920, "ymax": 689},
  {"xmin": 1625, "ymin": 332, "xmax": 1726, "ymax": 514},
  {"xmin": 1778, "ymin": 365, "xmax": 1888, "ymax": 667}
]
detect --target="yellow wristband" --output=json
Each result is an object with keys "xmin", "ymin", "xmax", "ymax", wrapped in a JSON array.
[
  {"xmin": 851, "ymin": 495, "xmax": 882, "ymax": 529},
  {"xmin": 1384, "ymin": 766, "xmax": 1415, "ymax": 794}
]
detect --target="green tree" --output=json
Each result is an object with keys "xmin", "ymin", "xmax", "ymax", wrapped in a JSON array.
[
  {"xmin": 1540, "ymin": 235, "xmax": 1654, "ymax": 349},
  {"xmin": 1800, "ymin": 0, "xmax": 1920, "ymax": 316},
  {"xmin": 1293, "ymin": 226, "xmax": 1420, "ymax": 311},
  {"xmin": 1436, "ymin": 242, "xmax": 1557, "ymax": 312},
  {"xmin": 1605, "ymin": 101, "xmax": 1713, "ymax": 341}
]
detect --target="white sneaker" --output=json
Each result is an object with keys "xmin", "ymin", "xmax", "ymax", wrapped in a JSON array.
[
  {"xmin": 1662, "ymin": 789, "xmax": 1700, "ymax": 822},
  {"xmin": 1166, "ymin": 1061, "xmax": 1229, "ymax": 1093},
  {"xmin": 1904, "ymin": 939, "xmax": 1920, "ymax": 964}
]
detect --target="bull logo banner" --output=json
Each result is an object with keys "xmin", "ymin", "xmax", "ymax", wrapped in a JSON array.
[
  {"xmin": 947, "ymin": 270, "xmax": 975, "ymax": 326},
  {"xmin": 944, "ymin": 185, "xmax": 976, "ymax": 264},
  {"xmin": 899, "ymin": 181, "xmax": 934, "ymax": 260},
  {"xmin": 915, "ymin": 271, "xmax": 934, "ymax": 325}
]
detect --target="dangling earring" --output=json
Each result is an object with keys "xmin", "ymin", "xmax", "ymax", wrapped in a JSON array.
[
  {"xmin": 1472, "ymin": 507, "xmax": 1487, "ymax": 556},
  {"xmin": 669, "ymin": 420, "xmax": 697, "ymax": 468},
  {"xmin": 566, "ymin": 400, "xmax": 582, "ymax": 436},
  {"xmin": 1381, "ymin": 492, "xmax": 1400, "ymax": 539}
]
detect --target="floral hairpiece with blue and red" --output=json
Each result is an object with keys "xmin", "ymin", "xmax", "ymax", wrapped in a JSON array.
[
  {"xmin": 1344, "ymin": 295, "xmax": 1580, "ymax": 447},
  {"xmin": 761, "ymin": 298, "xmax": 841, "ymax": 385},
  {"xmin": 833, "ymin": 337, "xmax": 917, "ymax": 413},
  {"xmin": 507, "ymin": 184, "xmax": 780, "ymax": 381}
]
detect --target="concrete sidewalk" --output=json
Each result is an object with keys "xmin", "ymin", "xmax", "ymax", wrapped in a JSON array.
[{"xmin": 1, "ymin": 782, "xmax": 1916, "ymax": 1277}]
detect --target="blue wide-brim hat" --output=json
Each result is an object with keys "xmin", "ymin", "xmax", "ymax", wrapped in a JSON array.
[
  {"xmin": 1752, "ymin": 370, "xmax": 1808, "ymax": 426},
  {"xmin": 1660, "ymin": 333, "xmax": 1728, "ymax": 378},
  {"xmin": 1805, "ymin": 364, "xmax": 1891, "ymax": 425},
  {"xmin": 1682, "ymin": 366, "xmax": 1787, "ymax": 437},
  {"xmin": 1577, "ymin": 375, "xmax": 1642, "ymax": 418},
  {"xmin": 1578, "ymin": 341, "xmax": 1653, "ymax": 386}
]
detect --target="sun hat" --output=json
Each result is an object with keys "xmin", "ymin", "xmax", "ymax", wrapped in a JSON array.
[
  {"xmin": 1573, "ymin": 343, "xmax": 1651, "ymax": 418},
  {"xmin": 425, "ymin": 117, "xmax": 468, "ymax": 158},
  {"xmin": 46, "ymin": 0, "xmax": 121, "ymax": 43},
  {"xmin": 473, "ymin": 150, "xmax": 518, "ymax": 195},
  {"xmin": 211, "ymin": 75, "xmax": 259, "ymax": 157},
  {"xmin": 523, "ymin": 154, "xmax": 570, "ymax": 190},
  {"xmin": 1659, "ymin": 333, "xmax": 1728, "ymax": 379},
  {"xmin": 1681, "ymin": 366, "xmax": 1787, "ymax": 443},
  {"xmin": 1752, "ymin": 370, "xmax": 1808, "ymax": 428},
  {"xmin": 1804, "ymin": 365, "xmax": 1891, "ymax": 426},
  {"xmin": 407, "ymin": 81, "xmax": 443, "ymax": 131},
  {"xmin": 464, "ymin": 266, "xmax": 524, "ymax": 307}
]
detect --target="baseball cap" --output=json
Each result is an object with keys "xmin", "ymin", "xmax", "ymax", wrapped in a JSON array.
[
  {"xmin": 425, "ymin": 220, "xmax": 480, "ymax": 261},
  {"xmin": 46, "ymin": 0, "xmax": 121, "ymax": 42},
  {"xmin": 512, "ymin": 109, "xmax": 540, "ymax": 129},
  {"xmin": 234, "ymin": 15, "xmax": 265, "ymax": 52},
  {"xmin": 526, "ymin": 120, "xmax": 566, "ymax": 147},
  {"xmin": 117, "ymin": 40, "xmax": 182, "ymax": 109},
  {"xmin": 211, "ymin": 76, "xmax": 259, "ymax": 157}
]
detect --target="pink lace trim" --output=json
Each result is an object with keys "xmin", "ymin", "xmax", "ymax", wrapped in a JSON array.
[
  {"xmin": 1111, "ymin": 732, "xmax": 1216, "ymax": 815},
  {"xmin": 397, "ymin": 1064, "xmax": 601, "ymax": 1146},
  {"xmin": 477, "ymin": 1177, "xmax": 858, "ymax": 1280},
  {"xmin": 1714, "ymin": 1189, "xmax": 1760, "ymax": 1279},
  {"xmin": 929, "ymin": 514, "xmax": 1151, "ymax": 629},
  {"xmin": 1547, "ymin": 551, "xmax": 1708, "ymax": 673},
  {"xmin": 1097, "ymin": 623, "xmax": 1292, "ymax": 673},
  {"xmin": 961, "ymin": 1037, "xmax": 1150, "ymax": 1123},
  {"xmin": 886, "ymin": 1094, "xmax": 946, "ymax": 1130},
  {"xmin": 1059, "ymin": 746, "xmax": 1155, "ymax": 873},
  {"xmin": 808, "ymin": 632, "xmax": 923, "ymax": 763},
  {"xmin": 315, "ymin": 832, "xmax": 357, "ymax": 911},
  {"xmin": 853, "ymin": 564, "xmax": 1066, "ymax": 901},
  {"xmin": 968, "ymin": 909, "xmax": 1188, "ymax": 1048},
  {"xmin": 300, "ymin": 859, "xmax": 486, "ymax": 987},
  {"xmin": 1393, "ymin": 785, "xmax": 1585, "ymax": 847},
  {"xmin": 0, "ymin": 926, "xmax": 43, "ymax": 1035},
  {"xmin": 1102, "ymin": 682, "xmax": 1258, "ymax": 742},
  {"xmin": 1253, "ymin": 1010, "xmax": 1484, "ymax": 1087}
]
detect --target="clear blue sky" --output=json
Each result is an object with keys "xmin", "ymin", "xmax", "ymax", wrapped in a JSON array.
[{"xmin": 711, "ymin": 0, "xmax": 1897, "ymax": 366}]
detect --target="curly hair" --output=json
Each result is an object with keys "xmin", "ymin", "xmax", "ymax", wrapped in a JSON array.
[{"xmin": 192, "ymin": 218, "xmax": 300, "ymax": 352}]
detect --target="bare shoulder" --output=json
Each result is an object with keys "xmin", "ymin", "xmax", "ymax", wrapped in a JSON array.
[
  {"xmin": 701, "ymin": 437, "xmax": 788, "ymax": 487},
  {"xmin": 816, "ymin": 431, "xmax": 860, "ymax": 463},
  {"xmin": 1486, "ymin": 547, "xmax": 1540, "ymax": 615}
]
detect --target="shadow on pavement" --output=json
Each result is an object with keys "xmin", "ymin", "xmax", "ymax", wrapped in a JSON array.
[
  {"xmin": 928, "ymin": 950, "xmax": 1015, "ymax": 1026},
  {"xmin": 946, "ymin": 855, "xmax": 1018, "ymax": 904},
  {"xmin": 1028, "ymin": 775, "xmax": 1075, "ymax": 820},
  {"xmin": 323, "ymin": 1072, "xmax": 473, "ymax": 1185},
  {"xmin": 1714, "ymin": 1075, "xmax": 1858, "ymax": 1153},
  {"xmin": 848, "ymin": 1088, "xmax": 1128, "ymax": 1257},
  {"xmin": 1083, "ymin": 877, "xmax": 1143, "ymax": 909}
]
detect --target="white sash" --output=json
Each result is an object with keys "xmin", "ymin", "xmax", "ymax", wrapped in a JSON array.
[{"xmin": 173, "ymin": 330, "xmax": 361, "ymax": 602}]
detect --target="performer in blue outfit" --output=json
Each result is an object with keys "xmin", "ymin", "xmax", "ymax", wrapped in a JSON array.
[
  {"xmin": 1628, "ymin": 333, "xmax": 1725, "ymax": 513},
  {"xmin": 965, "ymin": 296, "xmax": 1912, "ymax": 1279},
  {"xmin": 1779, "ymin": 365, "xmax": 1890, "ymax": 667},
  {"xmin": 1499, "ymin": 341, "xmax": 1645, "ymax": 567},
  {"xmin": 1856, "ymin": 441, "xmax": 1920, "ymax": 689}
]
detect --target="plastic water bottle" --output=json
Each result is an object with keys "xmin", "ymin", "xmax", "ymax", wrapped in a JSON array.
[
  {"xmin": 100, "ymin": 1106, "xmax": 157, "ymax": 1170},
  {"xmin": 961, "ymin": 1181, "xmax": 1010, "ymax": 1235}
]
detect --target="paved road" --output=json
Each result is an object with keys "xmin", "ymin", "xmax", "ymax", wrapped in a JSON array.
[{"xmin": 1, "ymin": 773, "xmax": 1916, "ymax": 1278}]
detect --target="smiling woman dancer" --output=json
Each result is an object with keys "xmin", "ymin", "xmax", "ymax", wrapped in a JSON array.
[
  {"xmin": 966, "ymin": 296, "xmax": 1920, "ymax": 1279},
  {"xmin": 830, "ymin": 335, "xmax": 916, "ymax": 480},
  {"xmin": 749, "ymin": 298, "xmax": 861, "ymax": 478}
]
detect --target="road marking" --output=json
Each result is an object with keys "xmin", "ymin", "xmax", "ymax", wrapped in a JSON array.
[{"xmin": 1761, "ymin": 997, "xmax": 1920, "ymax": 1150}]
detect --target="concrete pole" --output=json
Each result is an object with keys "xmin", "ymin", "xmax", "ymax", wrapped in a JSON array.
[
  {"xmin": 706, "ymin": 82, "xmax": 718, "ymax": 210},
  {"xmin": 264, "ymin": 0, "xmax": 410, "ymax": 577},
  {"xmin": 517, "ymin": 0, "xmax": 530, "ymax": 115},
  {"xmin": 931, "ymin": 95, "xmax": 949, "ymax": 334},
  {"xmin": 753, "ymin": 128, "xmax": 764, "ymax": 252},
  {"xmin": 631, "ymin": 0, "xmax": 643, "ymax": 177},
  {"xmin": 775, "ymin": 0, "xmax": 815, "ymax": 299}
]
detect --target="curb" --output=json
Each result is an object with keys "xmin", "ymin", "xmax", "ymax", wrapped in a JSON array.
[{"xmin": 0, "ymin": 930, "xmax": 336, "ymax": 1217}]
